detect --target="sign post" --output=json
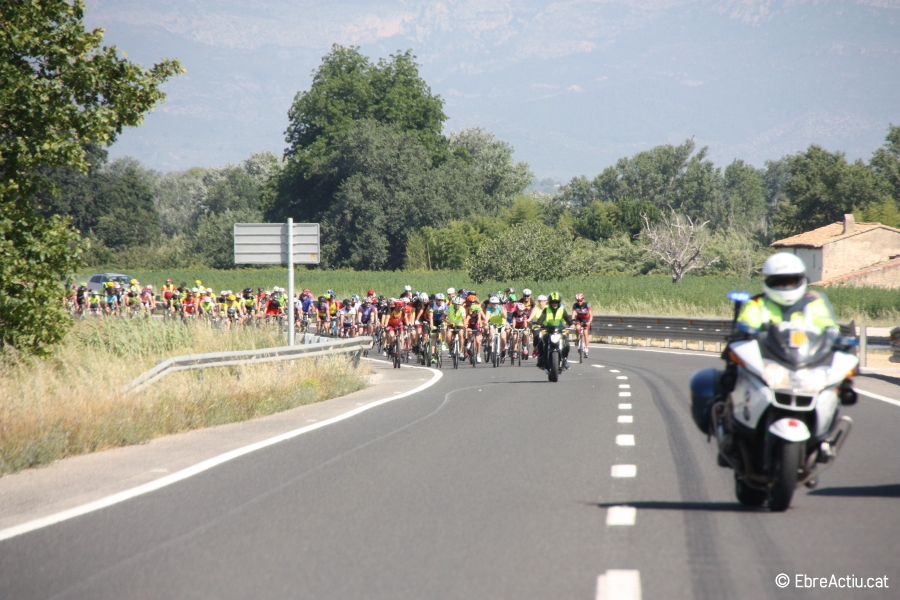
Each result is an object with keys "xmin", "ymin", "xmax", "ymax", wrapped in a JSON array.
[{"xmin": 234, "ymin": 221, "xmax": 319, "ymax": 346}]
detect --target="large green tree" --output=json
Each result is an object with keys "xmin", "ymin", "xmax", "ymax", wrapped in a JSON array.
[{"xmin": 0, "ymin": 0, "xmax": 180, "ymax": 354}]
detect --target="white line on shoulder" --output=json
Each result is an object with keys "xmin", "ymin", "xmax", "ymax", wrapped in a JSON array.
[
  {"xmin": 855, "ymin": 388, "xmax": 900, "ymax": 408},
  {"xmin": 0, "ymin": 361, "xmax": 442, "ymax": 543}
]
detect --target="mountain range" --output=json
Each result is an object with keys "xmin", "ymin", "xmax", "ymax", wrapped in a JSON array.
[{"xmin": 85, "ymin": 0, "xmax": 900, "ymax": 180}]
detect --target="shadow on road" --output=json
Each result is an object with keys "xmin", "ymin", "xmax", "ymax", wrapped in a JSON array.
[
  {"xmin": 808, "ymin": 483, "xmax": 900, "ymax": 498},
  {"xmin": 591, "ymin": 500, "xmax": 757, "ymax": 512}
]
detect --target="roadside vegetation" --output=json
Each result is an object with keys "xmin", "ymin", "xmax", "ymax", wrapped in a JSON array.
[{"xmin": 0, "ymin": 319, "xmax": 368, "ymax": 474}]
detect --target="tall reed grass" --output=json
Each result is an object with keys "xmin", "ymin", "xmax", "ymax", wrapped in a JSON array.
[{"xmin": 0, "ymin": 319, "xmax": 368, "ymax": 474}]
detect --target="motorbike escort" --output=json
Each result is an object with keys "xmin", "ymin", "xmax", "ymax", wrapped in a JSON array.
[
  {"xmin": 690, "ymin": 292, "xmax": 858, "ymax": 511},
  {"xmin": 539, "ymin": 325, "xmax": 569, "ymax": 382}
]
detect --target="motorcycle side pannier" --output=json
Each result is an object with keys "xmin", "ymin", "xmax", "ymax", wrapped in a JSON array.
[{"xmin": 690, "ymin": 368, "xmax": 722, "ymax": 434}]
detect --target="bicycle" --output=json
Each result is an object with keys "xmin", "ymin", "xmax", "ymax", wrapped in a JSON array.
[
  {"xmin": 447, "ymin": 326, "xmax": 462, "ymax": 369},
  {"xmin": 574, "ymin": 321, "xmax": 590, "ymax": 362},
  {"xmin": 487, "ymin": 325, "xmax": 506, "ymax": 368}
]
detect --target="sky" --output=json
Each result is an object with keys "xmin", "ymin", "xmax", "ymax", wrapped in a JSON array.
[{"xmin": 85, "ymin": 0, "xmax": 900, "ymax": 182}]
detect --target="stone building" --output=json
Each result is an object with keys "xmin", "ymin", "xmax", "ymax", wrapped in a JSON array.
[{"xmin": 771, "ymin": 215, "xmax": 900, "ymax": 288}]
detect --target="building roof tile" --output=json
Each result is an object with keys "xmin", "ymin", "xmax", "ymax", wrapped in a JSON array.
[{"xmin": 771, "ymin": 222, "xmax": 900, "ymax": 248}]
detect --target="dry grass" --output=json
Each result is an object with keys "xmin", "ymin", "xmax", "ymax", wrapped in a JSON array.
[{"xmin": 0, "ymin": 319, "xmax": 369, "ymax": 474}]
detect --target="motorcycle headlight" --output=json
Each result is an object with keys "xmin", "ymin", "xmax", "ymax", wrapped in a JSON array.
[
  {"xmin": 762, "ymin": 361, "xmax": 829, "ymax": 392},
  {"xmin": 762, "ymin": 361, "xmax": 790, "ymax": 389},
  {"xmin": 550, "ymin": 333, "xmax": 561, "ymax": 344}
]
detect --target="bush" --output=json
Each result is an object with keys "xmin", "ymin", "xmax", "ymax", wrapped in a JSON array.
[{"xmin": 468, "ymin": 222, "xmax": 577, "ymax": 283}]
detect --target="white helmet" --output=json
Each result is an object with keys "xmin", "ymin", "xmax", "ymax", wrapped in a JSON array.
[
  {"xmin": 452, "ymin": 296, "xmax": 464, "ymax": 305},
  {"xmin": 447, "ymin": 287, "xmax": 455, "ymax": 295},
  {"xmin": 537, "ymin": 294, "xmax": 547, "ymax": 302},
  {"xmin": 522, "ymin": 288, "xmax": 532, "ymax": 296},
  {"xmin": 435, "ymin": 293, "xmax": 445, "ymax": 301},
  {"xmin": 419, "ymin": 292, "xmax": 428, "ymax": 302},
  {"xmin": 404, "ymin": 285, "xmax": 412, "ymax": 292},
  {"xmin": 762, "ymin": 253, "xmax": 807, "ymax": 306}
]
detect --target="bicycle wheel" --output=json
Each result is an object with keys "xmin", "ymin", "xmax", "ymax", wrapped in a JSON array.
[
  {"xmin": 579, "ymin": 336, "xmax": 584, "ymax": 363},
  {"xmin": 452, "ymin": 336, "xmax": 459, "ymax": 369}
]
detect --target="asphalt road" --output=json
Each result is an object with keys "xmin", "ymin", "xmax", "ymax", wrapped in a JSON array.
[{"xmin": 1, "ymin": 346, "xmax": 898, "ymax": 599}]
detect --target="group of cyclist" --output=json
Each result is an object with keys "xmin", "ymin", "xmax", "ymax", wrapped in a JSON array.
[{"xmin": 65, "ymin": 279, "xmax": 595, "ymax": 368}]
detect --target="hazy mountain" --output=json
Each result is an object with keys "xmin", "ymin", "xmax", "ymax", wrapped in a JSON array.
[{"xmin": 85, "ymin": 0, "xmax": 900, "ymax": 180}]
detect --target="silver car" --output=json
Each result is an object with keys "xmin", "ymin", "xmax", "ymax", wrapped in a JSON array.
[{"xmin": 87, "ymin": 273, "xmax": 132, "ymax": 294}]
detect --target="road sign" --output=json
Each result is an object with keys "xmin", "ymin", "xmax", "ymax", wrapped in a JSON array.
[{"xmin": 233, "ymin": 222, "xmax": 319, "ymax": 265}]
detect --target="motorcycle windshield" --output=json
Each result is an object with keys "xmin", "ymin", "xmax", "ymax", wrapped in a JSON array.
[{"xmin": 760, "ymin": 322, "xmax": 838, "ymax": 368}]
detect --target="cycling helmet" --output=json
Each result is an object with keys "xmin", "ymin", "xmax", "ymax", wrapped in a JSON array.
[
  {"xmin": 79, "ymin": 281, "xmax": 87, "ymax": 287},
  {"xmin": 435, "ymin": 293, "xmax": 445, "ymax": 301},
  {"xmin": 575, "ymin": 293, "xmax": 585, "ymax": 301},
  {"xmin": 392, "ymin": 298, "xmax": 404, "ymax": 307},
  {"xmin": 367, "ymin": 289, "xmax": 375, "ymax": 296},
  {"xmin": 762, "ymin": 253, "xmax": 808, "ymax": 306},
  {"xmin": 537, "ymin": 294, "xmax": 548, "ymax": 302},
  {"xmin": 378, "ymin": 295, "xmax": 385, "ymax": 302},
  {"xmin": 343, "ymin": 299, "xmax": 351, "ymax": 307},
  {"xmin": 404, "ymin": 285, "xmax": 412, "ymax": 292},
  {"xmin": 327, "ymin": 289, "xmax": 335, "ymax": 298},
  {"xmin": 419, "ymin": 292, "xmax": 429, "ymax": 302},
  {"xmin": 147, "ymin": 284, "xmax": 153, "ymax": 290},
  {"xmin": 243, "ymin": 288, "xmax": 252, "ymax": 294},
  {"xmin": 466, "ymin": 293, "xmax": 477, "ymax": 302},
  {"xmin": 351, "ymin": 294, "xmax": 359, "ymax": 302},
  {"xmin": 228, "ymin": 294, "xmax": 236, "ymax": 301},
  {"xmin": 130, "ymin": 279, "xmax": 137, "ymax": 285},
  {"xmin": 447, "ymin": 287, "xmax": 455, "ymax": 295},
  {"xmin": 318, "ymin": 296, "xmax": 326, "ymax": 302},
  {"xmin": 515, "ymin": 302, "xmax": 525, "ymax": 311},
  {"xmin": 363, "ymin": 296, "xmax": 371, "ymax": 304},
  {"xmin": 91, "ymin": 290, "xmax": 99, "ymax": 296},
  {"xmin": 452, "ymin": 296, "xmax": 464, "ymax": 305},
  {"xmin": 506, "ymin": 287, "xmax": 515, "ymax": 294},
  {"xmin": 522, "ymin": 288, "xmax": 532, "ymax": 296},
  {"xmin": 508, "ymin": 293, "xmax": 518, "ymax": 302},
  {"xmin": 489, "ymin": 296, "xmax": 500, "ymax": 304},
  {"xmin": 166, "ymin": 278, "xmax": 172, "ymax": 283}
]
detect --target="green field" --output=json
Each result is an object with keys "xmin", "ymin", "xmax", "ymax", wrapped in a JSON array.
[{"xmin": 77, "ymin": 267, "xmax": 899, "ymax": 323}]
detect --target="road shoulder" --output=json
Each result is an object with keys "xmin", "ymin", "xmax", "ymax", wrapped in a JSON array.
[{"xmin": 0, "ymin": 359, "xmax": 431, "ymax": 532}]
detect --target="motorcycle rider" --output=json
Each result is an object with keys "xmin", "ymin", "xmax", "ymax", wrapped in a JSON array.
[
  {"xmin": 722, "ymin": 252, "xmax": 839, "ymax": 393},
  {"xmin": 532, "ymin": 292, "xmax": 573, "ymax": 369}
]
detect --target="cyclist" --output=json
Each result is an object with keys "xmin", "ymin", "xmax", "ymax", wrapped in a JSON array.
[
  {"xmin": 358, "ymin": 296, "xmax": 378, "ymax": 337},
  {"xmin": 103, "ymin": 281, "xmax": 119, "ymax": 315},
  {"xmin": 199, "ymin": 292, "xmax": 217, "ymax": 320},
  {"xmin": 399, "ymin": 285, "xmax": 413, "ymax": 300},
  {"xmin": 88, "ymin": 290, "xmax": 101, "ymax": 316},
  {"xmin": 572, "ymin": 293, "xmax": 593, "ymax": 357},
  {"xmin": 465, "ymin": 293, "xmax": 484, "ymax": 362},
  {"xmin": 446, "ymin": 287, "xmax": 456, "ymax": 304},
  {"xmin": 484, "ymin": 295, "xmax": 508, "ymax": 359},
  {"xmin": 533, "ymin": 292, "xmax": 573, "ymax": 370},
  {"xmin": 141, "ymin": 285, "xmax": 155, "ymax": 315},
  {"xmin": 520, "ymin": 289, "xmax": 535, "ymax": 314},
  {"xmin": 428, "ymin": 293, "xmax": 449, "ymax": 364},
  {"xmin": 530, "ymin": 294, "xmax": 548, "ymax": 358},
  {"xmin": 510, "ymin": 302, "xmax": 531, "ymax": 360},
  {"xmin": 381, "ymin": 298, "xmax": 406, "ymax": 356},
  {"xmin": 74, "ymin": 281, "xmax": 89, "ymax": 316},
  {"xmin": 314, "ymin": 295, "xmax": 330, "ymax": 333},
  {"xmin": 445, "ymin": 295, "xmax": 467, "ymax": 359},
  {"xmin": 337, "ymin": 299, "xmax": 357, "ymax": 337},
  {"xmin": 161, "ymin": 279, "xmax": 176, "ymax": 311}
]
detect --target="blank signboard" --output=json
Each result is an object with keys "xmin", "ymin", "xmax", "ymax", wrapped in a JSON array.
[{"xmin": 234, "ymin": 223, "xmax": 319, "ymax": 265}]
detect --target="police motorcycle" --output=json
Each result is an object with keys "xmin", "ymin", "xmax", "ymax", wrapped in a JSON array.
[
  {"xmin": 690, "ymin": 292, "xmax": 858, "ymax": 511},
  {"xmin": 539, "ymin": 325, "xmax": 569, "ymax": 383}
]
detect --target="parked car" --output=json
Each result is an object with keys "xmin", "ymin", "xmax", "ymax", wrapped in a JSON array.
[{"xmin": 87, "ymin": 273, "xmax": 133, "ymax": 294}]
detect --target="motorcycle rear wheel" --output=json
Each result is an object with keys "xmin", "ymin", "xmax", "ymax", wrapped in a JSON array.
[{"xmin": 769, "ymin": 440, "xmax": 802, "ymax": 512}]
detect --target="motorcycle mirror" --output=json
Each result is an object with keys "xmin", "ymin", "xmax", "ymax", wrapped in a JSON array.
[
  {"xmin": 835, "ymin": 336, "xmax": 859, "ymax": 348},
  {"xmin": 727, "ymin": 291, "xmax": 751, "ymax": 303}
]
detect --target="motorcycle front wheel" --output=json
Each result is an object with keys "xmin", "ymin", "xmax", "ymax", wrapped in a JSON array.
[
  {"xmin": 548, "ymin": 351, "xmax": 559, "ymax": 382},
  {"xmin": 735, "ymin": 476, "xmax": 766, "ymax": 507},
  {"xmin": 769, "ymin": 440, "xmax": 802, "ymax": 512}
]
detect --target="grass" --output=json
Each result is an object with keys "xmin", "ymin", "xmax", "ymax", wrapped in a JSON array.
[
  {"xmin": 0, "ymin": 318, "xmax": 369, "ymax": 475},
  {"xmin": 78, "ymin": 267, "xmax": 900, "ymax": 325}
]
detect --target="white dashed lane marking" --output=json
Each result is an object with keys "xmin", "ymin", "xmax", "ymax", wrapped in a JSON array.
[
  {"xmin": 592, "ymin": 365, "xmax": 606, "ymax": 368},
  {"xmin": 618, "ymin": 384, "xmax": 630, "ymax": 388},
  {"xmin": 611, "ymin": 464, "xmax": 637, "ymax": 478},
  {"xmin": 606, "ymin": 505, "xmax": 636, "ymax": 526},
  {"xmin": 616, "ymin": 434, "xmax": 635, "ymax": 446},
  {"xmin": 618, "ymin": 415, "xmax": 633, "ymax": 423},
  {"xmin": 616, "ymin": 376, "xmax": 628, "ymax": 380},
  {"xmin": 609, "ymin": 370, "xmax": 620, "ymax": 373},
  {"xmin": 618, "ymin": 403, "xmax": 632, "ymax": 410},
  {"xmin": 619, "ymin": 392, "xmax": 632, "ymax": 397},
  {"xmin": 596, "ymin": 569, "xmax": 642, "ymax": 600}
]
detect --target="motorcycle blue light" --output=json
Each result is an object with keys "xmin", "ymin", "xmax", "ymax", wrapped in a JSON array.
[{"xmin": 727, "ymin": 291, "xmax": 751, "ymax": 303}]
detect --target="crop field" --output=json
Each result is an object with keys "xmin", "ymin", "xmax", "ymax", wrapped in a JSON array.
[{"xmin": 78, "ymin": 267, "xmax": 900, "ymax": 323}]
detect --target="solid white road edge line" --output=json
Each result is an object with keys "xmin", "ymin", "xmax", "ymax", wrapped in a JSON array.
[
  {"xmin": 606, "ymin": 506, "xmax": 637, "ymax": 526},
  {"xmin": 596, "ymin": 569, "xmax": 642, "ymax": 600},
  {"xmin": 855, "ymin": 388, "xmax": 900, "ymax": 408},
  {"xmin": 0, "ymin": 361, "xmax": 443, "ymax": 543},
  {"xmin": 597, "ymin": 345, "xmax": 719, "ymax": 358}
]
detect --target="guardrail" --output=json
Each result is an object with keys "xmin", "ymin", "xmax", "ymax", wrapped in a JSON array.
[
  {"xmin": 124, "ymin": 336, "xmax": 373, "ymax": 394},
  {"xmin": 589, "ymin": 314, "xmax": 858, "ymax": 354}
]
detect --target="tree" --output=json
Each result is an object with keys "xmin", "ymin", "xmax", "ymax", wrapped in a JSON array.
[
  {"xmin": 641, "ymin": 209, "xmax": 719, "ymax": 283},
  {"xmin": 284, "ymin": 45, "xmax": 445, "ymax": 162},
  {"xmin": 772, "ymin": 145, "xmax": 890, "ymax": 237},
  {"xmin": 448, "ymin": 128, "xmax": 533, "ymax": 206},
  {"xmin": 721, "ymin": 159, "xmax": 767, "ymax": 232},
  {"xmin": 91, "ymin": 160, "xmax": 161, "ymax": 248},
  {"xmin": 0, "ymin": 0, "xmax": 181, "ymax": 355},
  {"xmin": 870, "ymin": 124, "xmax": 900, "ymax": 201},
  {"xmin": 468, "ymin": 222, "xmax": 577, "ymax": 283},
  {"xmin": 193, "ymin": 208, "xmax": 261, "ymax": 269}
]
